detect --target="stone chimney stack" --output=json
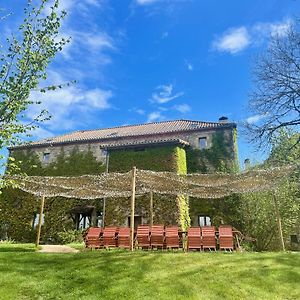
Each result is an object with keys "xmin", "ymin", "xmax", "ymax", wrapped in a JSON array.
[{"xmin": 219, "ymin": 116, "xmax": 228, "ymax": 123}]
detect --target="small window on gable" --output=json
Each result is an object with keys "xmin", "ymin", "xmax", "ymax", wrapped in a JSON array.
[
  {"xmin": 43, "ymin": 152, "xmax": 50, "ymax": 162},
  {"xmin": 198, "ymin": 137, "xmax": 207, "ymax": 149}
]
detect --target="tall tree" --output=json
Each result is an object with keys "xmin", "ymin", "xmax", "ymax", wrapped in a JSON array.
[
  {"xmin": 246, "ymin": 21, "xmax": 300, "ymax": 148},
  {"xmin": 0, "ymin": 0, "xmax": 69, "ymax": 187}
]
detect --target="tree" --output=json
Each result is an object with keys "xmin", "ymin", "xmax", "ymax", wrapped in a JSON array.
[
  {"xmin": 0, "ymin": 0, "xmax": 69, "ymax": 187},
  {"xmin": 239, "ymin": 131, "xmax": 300, "ymax": 251},
  {"xmin": 246, "ymin": 21, "xmax": 300, "ymax": 148}
]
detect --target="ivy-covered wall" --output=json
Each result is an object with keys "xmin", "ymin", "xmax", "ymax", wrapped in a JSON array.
[
  {"xmin": 1, "ymin": 129, "xmax": 240, "ymax": 242},
  {"xmin": 186, "ymin": 131, "xmax": 239, "ymax": 174},
  {"xmin": 0, "ymin": 147, "xmax": 105, "ymax": 243},
  {"xmin": 106, "ymin": 145, "xmax": 190, "ymax": 230},
  {"xmin": 0, "ymin": 145, "xmax": 191, "ymax": 242},
  {"xmin": 186, "ymin": 131, "xmax": 240, "ymax": 227}
]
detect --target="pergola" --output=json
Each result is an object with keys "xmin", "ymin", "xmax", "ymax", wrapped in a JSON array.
[{"xmin": 8, "ymin": 164, "xmax": 297, "ymax": 251}]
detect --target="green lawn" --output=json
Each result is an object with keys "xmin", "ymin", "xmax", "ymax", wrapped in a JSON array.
[{"xmin": 0, "ymin": 244, "xmax": 299, "ymax": 300}]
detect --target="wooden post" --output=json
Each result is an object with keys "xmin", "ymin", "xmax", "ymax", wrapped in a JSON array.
[
  {"xmin": 102, "ymin": 148, "xmax": 109, "ymax": 227},
  {"xmin": 102, "ymin": 198, "xmax": 106, "ymax": 227},
  {"xmin": 36, "ymin": 195, "xmax": 45, "ymax": 247},
  {"xmin": 130, "ymin": 166, "xmax": 137, "ymax": 251},
  {"xmin": 150, "ymin": 191, "xmax": 153, "ymax": 227},
  {"xmin": 273, "ymin": 193, "xmax": 285, "ymax": 251}
]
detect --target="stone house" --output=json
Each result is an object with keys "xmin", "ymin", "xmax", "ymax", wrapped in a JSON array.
[{"xmin": 3, "ymin": 117, "xmax": 238, "ymax": 242}]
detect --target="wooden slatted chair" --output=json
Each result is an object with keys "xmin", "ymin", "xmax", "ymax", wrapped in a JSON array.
[
  {"xmin": 103, "ymin": 226, "xmax": 118, "ymax": 249},
  {"xmin": 219, "ymin": 225, "xmax": 234, "ymax": 251},
  {"xmin": 84, "ymin": 227, "xmax": 102, "ymax": 249},
  {"xmin": 187, "ymin": 227, "xmax": 201, "ymax": 251},
  {"xmin": 151, "ymin": 225, "xmax": 165, "ymax": 249},
  {"xmin": 165, "ymin": 226, "xmax": 180, "ymax": 249},
  {"xmin": 118, "ymin": 227, "xmax": 131, "ymax": 249},
  {"xmin": 136, "ymin": 225, "xmax": 150, "ymax": 249},
  {"xmin": 202, "ymin": 226, "xmax": 216, "ymax": 251}
]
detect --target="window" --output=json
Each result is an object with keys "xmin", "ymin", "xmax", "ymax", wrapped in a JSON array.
[
  {"xmin": 32, "ymin": 213, "xmax": 45, "ymax": 229},
  {"xmin": 77, "ymin": 213, "xmax": 91, "ymax": 229},
  {"xmin": 198, "ymin": 137, "xmax": 207, "ymax": 149},
  {"xmin": 43, "ymin": 152, "xmax": 50, "ymax": 163},
  {"xmin": 198, "ymin": 215, "xmax": 211, "ymax": 227}
]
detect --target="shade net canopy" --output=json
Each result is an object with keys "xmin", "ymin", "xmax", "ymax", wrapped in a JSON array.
[{"xmin": 5, "ymin": 165, "xmax": 297, "ymax": 199}]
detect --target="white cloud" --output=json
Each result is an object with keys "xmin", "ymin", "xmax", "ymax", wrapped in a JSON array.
[
  {"xmin": 213, "ymin": 27, "xmax": 250, "ymax": 54},
  {"xmin": 185, "ymin": 60, "xmax": 193, "ymax": 71},
  {"xmin": 150, "ymin": 84, "xmax": 184, "ymax": 104},
  {"xmin": 27, "ymin": 70, "xmax": 113, "ymax": 131},
  {"xmin": 136, "ymin": 109, "xmax": 146, "ymax": 115},
  {"xmin": 147, "ymin": 111, "xmax": 164, "ymax": 123},
  {"xmin": 173, "ymin": 104, "xmax": 191, "ymax": 113},
  {"xmin": 213, "ymin": 19, "xmax": 293, "ymax": 55},
  {"xmin": 136, "ymin": 0, "xmax": 160, "ymax": 5},
  {"xmin": 59, "ymin": 29, "xmax": 115, "ymax": 62},
  {"xmin": 254, "ymin": 19, "xmax": 292, "ymax": 38},
  {"xmin": 246, "ymin": 114, "xmax": 266, "ymax": 124}
]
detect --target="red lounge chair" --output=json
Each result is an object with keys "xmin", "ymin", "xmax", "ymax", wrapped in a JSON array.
[
  {"xmin": 219, "ymin": 225, "xmax": 234, "ymax": 251},
  {"xmin": 136, "ymin": 225, "xmax": 150, "ymax": 249},
  {"xmin": 151, "ymin": 225, "xmax": 165, "ymax": 249},
  {"xmin": 118, "ymin": 227, "xmax": 131, "ymax": 249},
  {"xmin": 187, "ymin": 227, "xmax": 201, "ymax": 251},
  {"xmin": 202, "ymin": 226, "xmax": 216, "ymax": 251},
  {"xmin": 103, "ymin": 227, "xmax": 118, "ymax": 248},
  {"xmin": 84, "ymin": 227, "xmax": 102, "ymax": 249},
  {"xmin": 165, "ymin": 226, "xmax": 180, "ymax": 249}
]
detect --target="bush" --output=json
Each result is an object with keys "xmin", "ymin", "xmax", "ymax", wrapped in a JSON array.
[{"xmin": 57, "ymin": 229, "xmax": 84, "ymax": 244}]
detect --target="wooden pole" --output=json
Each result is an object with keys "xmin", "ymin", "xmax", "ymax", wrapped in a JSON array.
[
  {"xmin": 102, "ymin": 148, "xmax": 109, "ymax": 227},
  {"xmin": 130, "ymin": 166, "xmax": 137, "ymax": 251},
  {"xmin": 273, "ymin": 193, "xmax": 285, "ymax": 251},
  {"xmin": 36, "ymin": 195, "xmax": 45, "ymax": 247},
  {"xmin": 102, "ymin": 198, "xmax": 106, "ymax": 227},
  {"xmin": 150, "ymin": 191, "xmax": 153, "ymax": 227}
]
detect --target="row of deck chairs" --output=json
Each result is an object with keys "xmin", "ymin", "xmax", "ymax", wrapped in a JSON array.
[
  {"xmin": 188, "ymin": 226, "xmax": 233, "ymax": 251},
  {"xmin": 84, "ymin": 225, "xmax": 234, "ymax": 251}
]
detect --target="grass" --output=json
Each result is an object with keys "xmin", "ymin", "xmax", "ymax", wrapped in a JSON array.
[{"xmin": 0, "ymin": 244, "xmax": 299, "ymax": 300}]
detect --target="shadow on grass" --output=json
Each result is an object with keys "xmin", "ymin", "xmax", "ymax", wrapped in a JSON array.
[{"xmin": 0, "ymin": 244, "xmax": 36, "ymax": 252}]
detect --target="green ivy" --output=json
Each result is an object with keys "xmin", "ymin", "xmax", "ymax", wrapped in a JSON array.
[{"xmin": 186, "ymin": 131, "xmax": 239, "ymax": 174}]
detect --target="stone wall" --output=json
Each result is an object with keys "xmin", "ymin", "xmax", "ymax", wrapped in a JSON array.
[{"xmin": 9, "ymin": 127, "xmax": 236, "ymax": 167}]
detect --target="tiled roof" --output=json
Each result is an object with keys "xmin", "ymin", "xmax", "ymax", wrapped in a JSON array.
[
  {"xmin": 100, "ymin": 138, "xmax": 190, "ymax": 149},
  {"xmin": 10, "ymin": 119, "xmax": 235, "ymax": 149}
]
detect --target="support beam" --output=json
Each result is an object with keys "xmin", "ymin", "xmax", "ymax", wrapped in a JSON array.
[
  {"xmin": 102, "ymin": 198, "xmax": 106, "ymax": 227},
  {"xmin": 130, "ymin": 166, "xmax": 137, "ymax": 251},
  {"xmin": 150, "ymin": 191, "xmax": 153, "ymax": 227},
  {"xmin": 36, "ymin": 195, "xmax": 45, "ymax": 247},
  {"xmin": 273, "ymin": 193, "xmax": 285, "ymax": 251},
  {"xmin": 102, "ymin": 148, "xmax": 109, "ymax": 227}
]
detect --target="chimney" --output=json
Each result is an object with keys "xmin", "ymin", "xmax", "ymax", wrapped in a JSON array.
[
  {"xmin": 219, "ymin": 116, "xmax": 228, "ymax": 123},
  {"xmin": 244, "ymin": 158, "xmax": 251, "ymax": 170}
]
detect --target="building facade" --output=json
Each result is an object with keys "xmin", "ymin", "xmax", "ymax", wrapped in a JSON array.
[{"xmin": 1, "ymin": 118, "xmax": 238, "ymax": 242}]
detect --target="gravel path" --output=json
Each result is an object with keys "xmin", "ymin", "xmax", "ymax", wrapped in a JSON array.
[{"xmin": 38, "ymin": 245, "xmax": 79, "ymax": 253}]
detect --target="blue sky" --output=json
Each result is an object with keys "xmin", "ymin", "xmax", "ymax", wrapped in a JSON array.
[{"xmin": 1, "ymin": 0, "xmax": 300, "ymax": 170}]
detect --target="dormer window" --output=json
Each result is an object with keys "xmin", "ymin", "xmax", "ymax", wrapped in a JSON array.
[
  {"xmin": 43, "ymin": 152, "xmax": 50, "ymax": 162},
  {"xmin": 198, "ymin": 137, "xmax": 207, "ymax": 149}
]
